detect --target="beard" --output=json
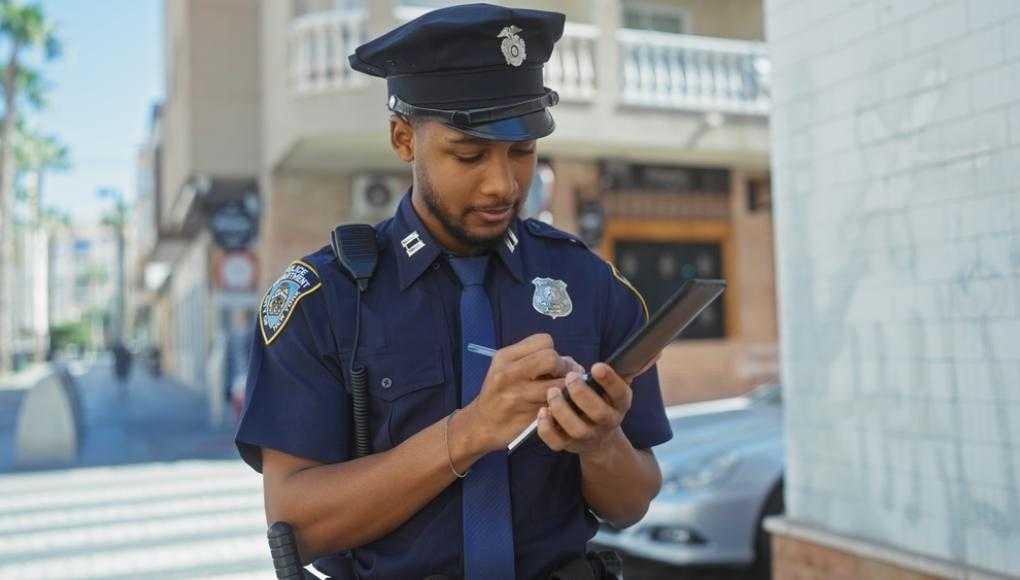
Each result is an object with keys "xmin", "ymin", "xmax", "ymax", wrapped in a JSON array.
[{"xmin": 417, "ymin": 166, "xmax": 520, "ymax": 253}]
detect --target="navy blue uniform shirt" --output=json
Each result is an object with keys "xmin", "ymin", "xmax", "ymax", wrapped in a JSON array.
[{"xmin": 236, "ymin": 192, "xmax": 673, "ymax": 579}]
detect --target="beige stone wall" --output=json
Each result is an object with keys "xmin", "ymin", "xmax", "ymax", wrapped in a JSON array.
[
  {"xmin": 160, "ymin": 0, "xmax": 192, "ymax": 224},
  {"xmin": 730, "ymin": 168, "xmax": 778, "ymax": 385},
  {"xmin": 188, "ymin": 0, "xmax": 261, "ymax": 178},
  {"xmin": 161, "ymin": 0, "xmax": 260, "ymax": 226},
  {"xmin": 670, "ymin": 0, "xmax": 765, "ymax": 41},
  {"xmin": 259, "ymin": 170, "xmax": 353, "ymax": 291},
  {"xmin": 771, "ymin": 534, "xmax": 946, "ymax": 580}
]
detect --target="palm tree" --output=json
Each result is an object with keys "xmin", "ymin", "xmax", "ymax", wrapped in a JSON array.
[
  {"xmin": 15, "ymin": 122, "xmax": 70, "ymax": 224},
  {"xmin": 0, "ymin": 0, "xmax": 61, "ymax": 373},
  {"xmin": 14, "ymin": 122, "xmax": 69, "ymax": 361}
]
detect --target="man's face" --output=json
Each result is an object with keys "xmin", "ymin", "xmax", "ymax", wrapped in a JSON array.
[{"xmin": 395, "ymin": 118, "xmax": 537, "ymax": 254}]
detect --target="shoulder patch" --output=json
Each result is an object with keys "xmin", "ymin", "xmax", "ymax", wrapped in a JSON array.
[
  {"xmin": 523, "ymin": 218, "xmax": 587, "ymax": 247},
  {"xmin": 260, "ymin": 260, "xmax": 322, "ymax": 345},
  {"xmin": 606, "ymin": 261, "xmax": 649, "ymax": 322}
]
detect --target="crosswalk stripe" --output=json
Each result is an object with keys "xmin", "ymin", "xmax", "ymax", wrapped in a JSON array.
[
  {"xmin": 0, "ymin": 493, "xmax": 262, "ymax": 536},
  {"xmin": 0, "ymin": 473, "xmax": 261, "ymax": 514},
  {"xmin": 0, "ymin": 460, "xmax": 256, "ymax": 497},
  {"xmin": 0, "ymin": 535, "xmax": 274, "ymax": 579},
  {"xmin": 0, "ymin": 510, "xmax": 268, "ymax": 559}
]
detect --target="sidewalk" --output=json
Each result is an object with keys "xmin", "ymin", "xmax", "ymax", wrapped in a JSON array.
[
  {"xmin": 1, "ymin": 360, "xmax": 239, "ymax": 473},
  {"xmin": 74, "ymin": 362, "xmax": 238, "ymax": 470},
  {"xmin": 0, "ymin": 362, "xmax": 275, "ymax": 578}
]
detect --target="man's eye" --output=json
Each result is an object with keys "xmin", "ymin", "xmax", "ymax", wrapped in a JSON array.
[
  {"xmin": 512, "ymin": 148, "xmax": 536, "ymax": 156},
  {"xmin": 455, "ymin": 153, "xmax": 483, "ymax": 163}
]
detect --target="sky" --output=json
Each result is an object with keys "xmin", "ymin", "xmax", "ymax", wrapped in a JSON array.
[{"xmin": 27, "ymin": 0, "xmax": 162, "ymax": 226}]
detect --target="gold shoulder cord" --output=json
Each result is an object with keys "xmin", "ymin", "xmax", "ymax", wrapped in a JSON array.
[{"xmin": 606, "ymin": 261, "xmax": 649, "ymax": 322}]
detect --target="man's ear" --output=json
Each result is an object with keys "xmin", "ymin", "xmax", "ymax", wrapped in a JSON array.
[{"xmin": 390, "ymin": 114, "xmax": 415, "ymax": 163}]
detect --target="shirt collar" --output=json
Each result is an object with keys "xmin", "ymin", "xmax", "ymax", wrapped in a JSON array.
[
  {"xmin": 493, "ymin": 218, "xmax": 525, "ymax": 284},
  {"xmin": 394, "ymin": 191, "xmax": 442, "ymax": 291},
  {"xmin": 393, "ymin": 190, "xmax": 525, "ymax": 290}
]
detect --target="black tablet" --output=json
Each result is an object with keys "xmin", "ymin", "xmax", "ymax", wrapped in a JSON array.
[
  {"xmin": 585, "ymin": 278, "xmax": 726, "ymax": 395},
  {"xmin": 506, "ymin": 278, "xmax": 726, "ymax": 452}
]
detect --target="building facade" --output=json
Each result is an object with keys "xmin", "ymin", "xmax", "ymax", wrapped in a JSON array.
[
  {"xmin": 138, "ymin": 0, "xmax": 263, "ymax": 424},
  {"xmin": 262, "ymin": 0, "xmax": 776, "ymax": 403},
  {"xmin": 765, "ymin": 0, "xmax": 1020, "ymax": 577},
  {"xmin": 139, "ymin": 0, "xmax": 777, "ymax": 417}
]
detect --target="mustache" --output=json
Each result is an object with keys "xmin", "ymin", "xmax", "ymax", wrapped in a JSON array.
[{"xmin": 466, "ymin": 199, "xmax": 520, "ymax": 212}]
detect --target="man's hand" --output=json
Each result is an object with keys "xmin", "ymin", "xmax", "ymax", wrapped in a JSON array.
[
  {"xmin": 462, "ymin": 333, "xmax": 580, "ymax": 453},
  {"xmin": 536, "ymin": 363, "xmax": 632, "ymax": 457}
]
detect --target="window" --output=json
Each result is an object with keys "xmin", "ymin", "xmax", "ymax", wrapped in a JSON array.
[
  {"xmin": 622, "ymin": 2, "xmax": 690, "ymax": 35},
  {"xmin": 599, "ymin": 160, "xmax": 730, "ymax": 196},
  {"xmin": 614, "ymin": 240, "xmax": 725, "ymax": 339},
  {"xmin": 746, "ymin": 175, "xmax": 772, "ymax": 213}
]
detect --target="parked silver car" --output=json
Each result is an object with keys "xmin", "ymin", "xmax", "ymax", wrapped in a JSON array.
[{"xmin": 594, "ymin": 383, "xmax": 784, "ymax": 574}]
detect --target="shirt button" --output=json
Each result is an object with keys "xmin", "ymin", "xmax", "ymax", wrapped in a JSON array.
[{"xmin": 381, "ymin": 377, "xmax": 392, "ymax": 389}]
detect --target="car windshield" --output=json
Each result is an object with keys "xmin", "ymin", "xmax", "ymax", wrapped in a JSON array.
[{"xmin": 745, "ymin": 383, "xmax": 782, "ymax": 405}]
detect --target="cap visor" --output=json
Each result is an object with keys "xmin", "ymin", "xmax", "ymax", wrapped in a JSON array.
[{"xmin": 444, "ymin": 108, "xmax": 555, "ymax": 142}]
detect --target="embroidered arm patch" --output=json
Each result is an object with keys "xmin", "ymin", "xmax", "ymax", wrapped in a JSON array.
[{"xmin": 260, "ymin": 260, "xmax": 322, "ymax": 345}]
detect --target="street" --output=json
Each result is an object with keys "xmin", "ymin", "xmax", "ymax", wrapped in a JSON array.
[{"xmin": 0, "ymin": 362, "xmax": 753, "ymax": 579}]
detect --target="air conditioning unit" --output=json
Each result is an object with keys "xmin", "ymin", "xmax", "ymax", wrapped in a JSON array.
[{"xmin": 351, "ymin": 174, "xmax": 410, "ymax": 222}]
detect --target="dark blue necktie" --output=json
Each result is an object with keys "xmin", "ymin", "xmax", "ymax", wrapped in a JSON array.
[{"xmin": 448, "ymin": 255, "xmax": 516, "ymax": 580}]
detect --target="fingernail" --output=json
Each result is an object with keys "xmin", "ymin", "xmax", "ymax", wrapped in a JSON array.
[
  {"xmin": 547, "ymin": 388, "xmax": 558, "ymax": 401},
  {"xmin": 565, "ymin": 371, "xmax": 578, "ymax": 383}
]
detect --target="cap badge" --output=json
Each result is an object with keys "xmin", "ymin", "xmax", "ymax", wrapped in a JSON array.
[
  {"xmin": 498, "ymin": 25, "xmax": 526, "ymax": 67},
  {"xmin": 532, "ymin": 277, "xmax": 572, "ymax": 319}
]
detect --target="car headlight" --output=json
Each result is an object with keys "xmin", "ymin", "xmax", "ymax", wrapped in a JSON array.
[{"xmin": 662, "ymin": 451, "xmax": 742, "ymax": 493}]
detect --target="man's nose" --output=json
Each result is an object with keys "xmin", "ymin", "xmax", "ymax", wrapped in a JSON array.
[{"xmin": 479, "ymin": 152, "xmax": 517, "ymax": 200}]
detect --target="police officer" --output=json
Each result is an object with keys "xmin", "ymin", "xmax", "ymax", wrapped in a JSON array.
[{"xmin": 236, "ymin": 4, "xmax": 673, "ymax": 579}]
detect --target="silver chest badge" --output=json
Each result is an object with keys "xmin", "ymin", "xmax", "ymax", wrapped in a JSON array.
[
  {"xmin": 498, "ymin": 25, "xmax": 526, "ymax": 67},
  {"xmin": 532, "ymin": 277, "xmax": 572, "ymax": 319}
]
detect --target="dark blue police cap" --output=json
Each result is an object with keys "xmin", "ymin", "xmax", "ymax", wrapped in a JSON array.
[{"xmin": 349, "ymin": 3, "xmax": 565, "ymax": 141}]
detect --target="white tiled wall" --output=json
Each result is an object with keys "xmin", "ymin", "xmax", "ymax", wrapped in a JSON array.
[{"xmin": 765, "ymin": 0, "xmax": 1020, "ymax": 575}]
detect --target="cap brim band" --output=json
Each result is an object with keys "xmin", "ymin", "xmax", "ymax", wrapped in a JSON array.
[
  {"xmin": 387, "ymin": 65, "xmax": 545, "ymax": 105},
  {"xmin": 444, "ymin": 108, "xmax": 555, "ymax": 142}
]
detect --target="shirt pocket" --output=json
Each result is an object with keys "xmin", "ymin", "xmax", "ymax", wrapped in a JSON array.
[{"xmin": 353, "ymin": 344, "xmax": 449, "ymax": 451}]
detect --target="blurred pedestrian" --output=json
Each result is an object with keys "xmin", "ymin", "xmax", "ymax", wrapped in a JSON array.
[{"xmin": 112, "ymin": 340, "xmax": 132, "ymax": 400}]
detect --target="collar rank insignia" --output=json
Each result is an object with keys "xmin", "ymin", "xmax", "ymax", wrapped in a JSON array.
[
  {"xmin": 531, "ymin": 277, "xmax": 572, "ymax": 319},
  {"xmin": 260, "ymin": 260, "xmax": 322, "ymax": 345},
  {"xmin": 498, "ymin": 25, "xmax": 526, "ymax": 67},
  {"xmin": 401, "ymin": 231, "xmax": 425, "ymax": 257},
  {"xmin": 504, "ymin": 228, "xmax": 519, "ymax": 253}
]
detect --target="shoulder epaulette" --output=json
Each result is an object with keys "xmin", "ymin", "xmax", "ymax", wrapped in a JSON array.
[{"xmin": 523, "ymin": 218, "xmax": 588, "ymax": 248}]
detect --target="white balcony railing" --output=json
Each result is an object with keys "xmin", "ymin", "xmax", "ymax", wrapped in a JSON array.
[
  {"xmin": 290, "ymin": 10, "xmax": 368, "ymax": 94},
  {"xmin": 617, "ymin": 29, "xmax": 770, "ymax": 115},
  {"xmin": 288, "ymin": 9, "xmax": 770, "ymax": 116},
  {"xmin": 544, "ymin": 23, "xmax": 598, "ymax": 102}
]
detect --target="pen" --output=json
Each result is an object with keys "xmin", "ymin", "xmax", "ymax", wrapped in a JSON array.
[
  {"xmin": 466, "ymin": 343, "xmax": 497, "ymax": 357},
  {"xmin": 466, "ymin": 343, "xmax": 572, "ymax": 454}
]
